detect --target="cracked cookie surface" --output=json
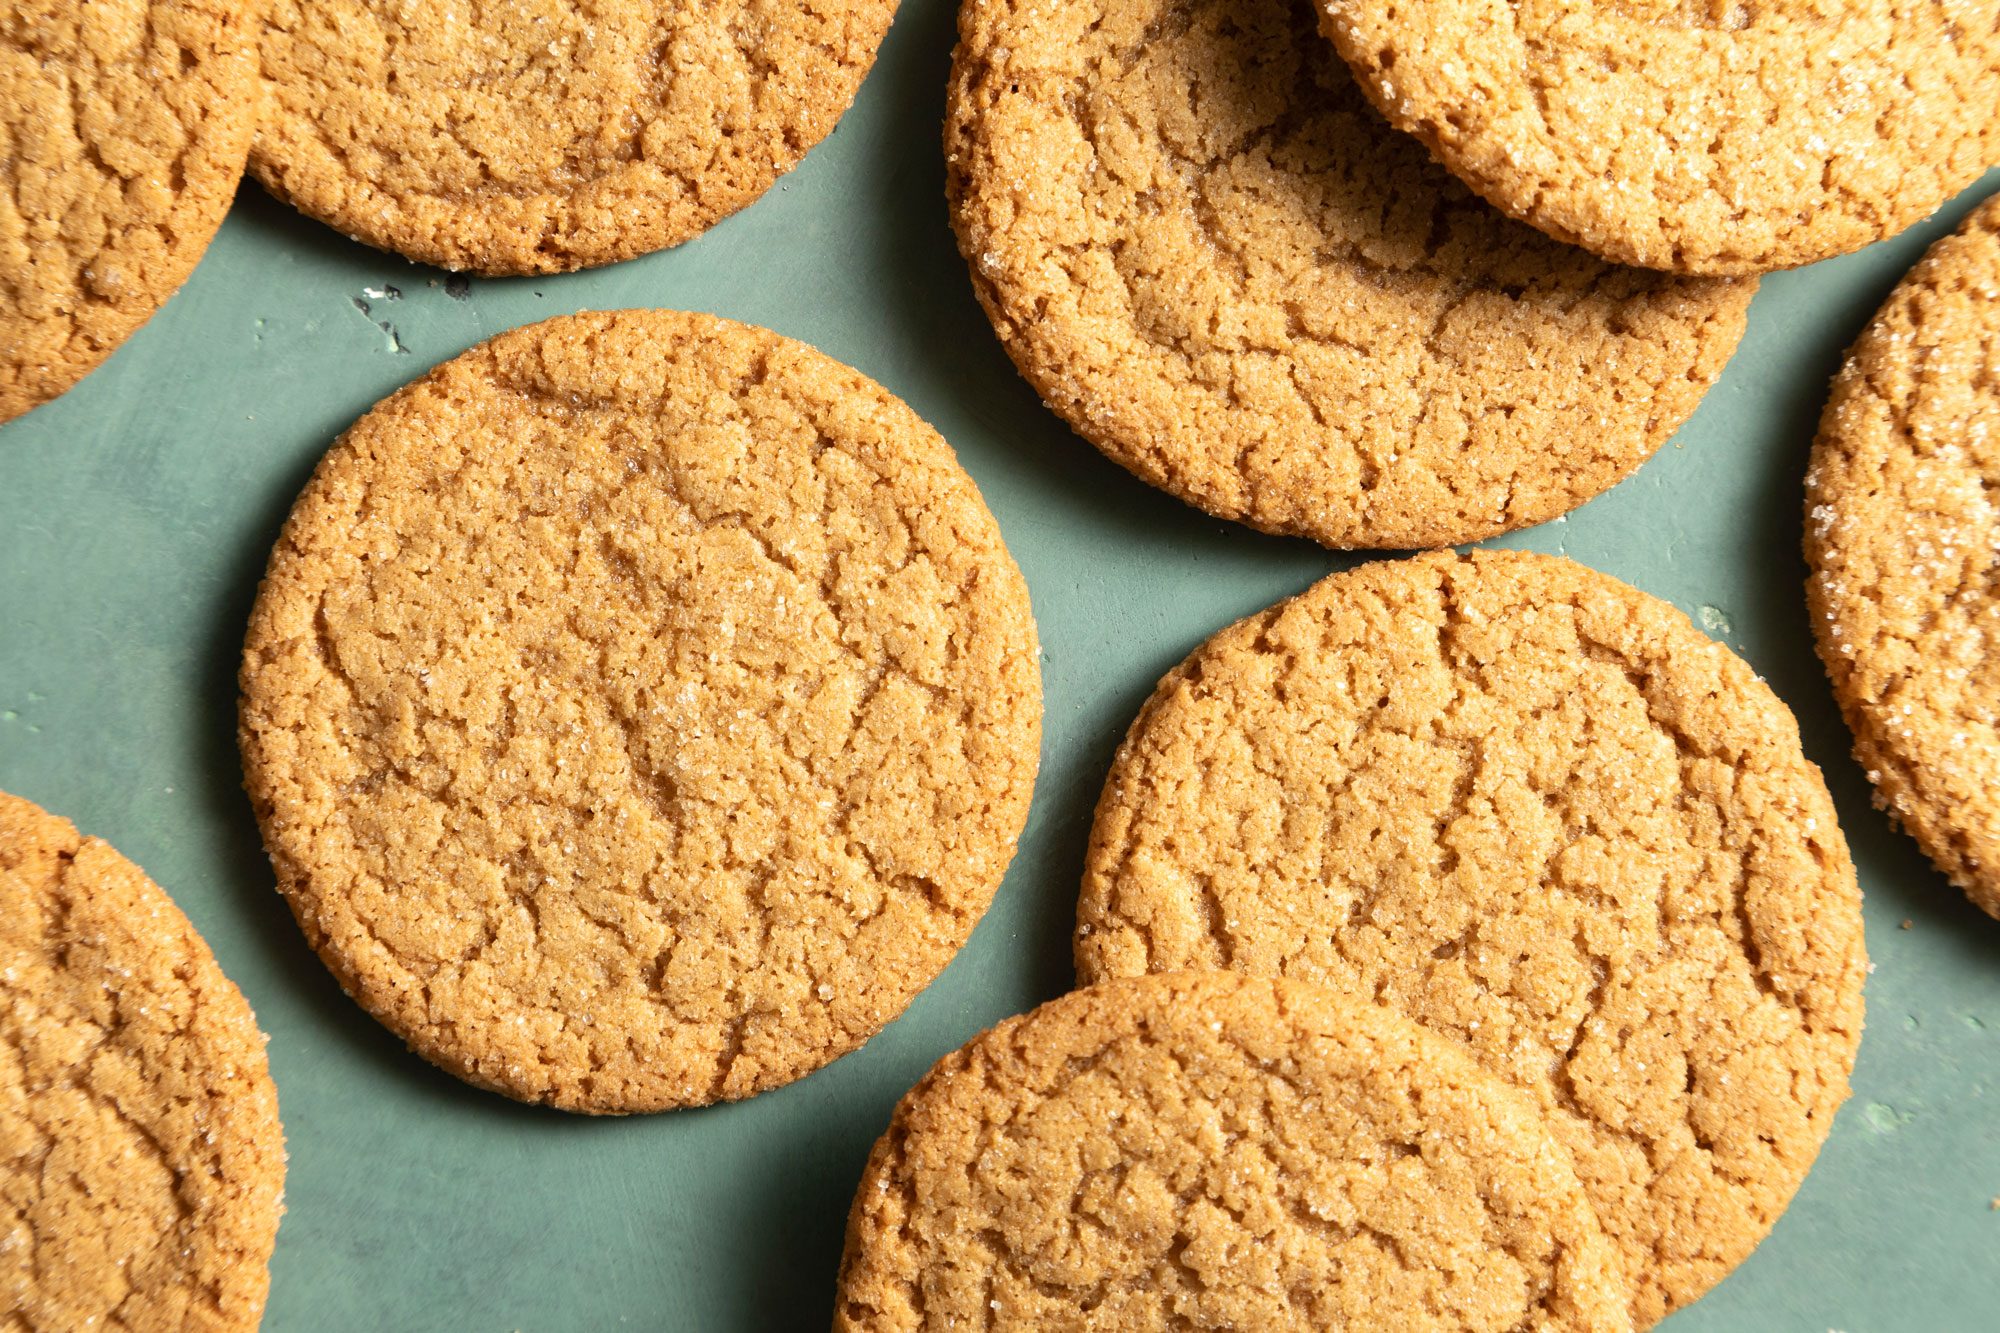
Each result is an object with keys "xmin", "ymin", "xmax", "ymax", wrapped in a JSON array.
[
  {"xmin": 1806, "ymin": 194, "xmax": 2000, "ymax": 917},
  {"xmin": 943, "ymin": 0, "xmax": 1751, "ymax": 550},
  {"xmin": 1319, "ymin": 0, "xmax": 2000, "ymax": 274},
  {"xmin": 0, "ymin": 0, "xmax": 263, "ymax": 422},
  {"xmin": 1, "ymin": 791, "xmax": 285, "ymax": 1332},
  {"xmin": 834, "ymin": 971, "xmax": 1634, "ymax": 1332},
  {"xmin": 250, "ymin": 0, "xmax": 897, "ymax": 274},
  {"xmin": 1075, "ymin": 550, "xmax": 1865, "ymax": 1324},
  {"xmin": 238, "ymin": 309, "xmax": 1042, "ymax": 1113}
]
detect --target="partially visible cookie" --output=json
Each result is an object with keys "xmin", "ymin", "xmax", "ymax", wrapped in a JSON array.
[
  {"xmin": 239, "ymin": 309, "xmax": 1042, "ymax": 1113},
  {"xmin": 0, "ymin": 0, "xmax": 263, "ymax": 423},
  {"xmin": 1319, "ymin": 0, "xmax": 2000, "ymax": 274},
  {"xmin": 0, "ymin": 791, "xmax": 285, "ymax": 1331},
  {"xmin": 251, "ymin": 0, "xmax": 899, "ymax": 274},
  {"xmin": 944, "ymin": 0, "xmax": 1751, "ymax": 550},
  {"xmin": 1807, "ymin": 194, "xmax": 2000, "ymax": 917},
  {"xmin": 835, "ymin": 971, "xmax": 1634, "ymax": 1332},
  {"xmin": 1077, "ymin": 550, "xmax": 1866, "ymax": 1324}
]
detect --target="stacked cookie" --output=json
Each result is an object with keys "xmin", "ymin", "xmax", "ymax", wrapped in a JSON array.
[
  {"xmin": 1, "ymin": 0, "xmax": 901, "ymax": 420},
  {"xmin": 837, "ymin": 971, "xmax": 1637, "ymax": 1331},
  {"xmin": 944, "ymin": 0, "xmax": 1751, "ymax": 549},
  {"xmin": 835, "ymin": 551, "xmax": 1867, "ymax": 1327}
]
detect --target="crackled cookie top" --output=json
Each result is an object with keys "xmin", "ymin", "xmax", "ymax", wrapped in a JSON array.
[
  {"xmin": 250, "ymin": 0, "xmax": 898, "ymax": 274},
  {"xmin": 1807, "ymin": 195, "xmax": 2000, "ymax": 917},
  {"xmin": 239, "ymin": 309, "xmax": 1041, "ymax": 1113},
  {"xmin": 1077, "ymin": 550, "xmax": 1866, "ymax": 1323},
  {"xmin": 0, "ymin": 0, "xmax": 263, "ymax": 422},
  {"xmin": 1320, "ymin": 0, "xmax": 2000, "ymax": 274},
  {"xmin": 943, "ymin": 0, "xmax": 1750, "ymax": 550},
  {"xmin": 836, "ymin": 972, "xmax": 1634, "ymax": 1332},
  {"xmin": 1, "ymin": 792, "xmax": 286, "ymax": 1332}
]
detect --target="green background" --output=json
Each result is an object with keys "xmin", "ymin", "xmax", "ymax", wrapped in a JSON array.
[{"xmin": 3, "ymin": 2, "xmax": 1998, "ymax": 1327}]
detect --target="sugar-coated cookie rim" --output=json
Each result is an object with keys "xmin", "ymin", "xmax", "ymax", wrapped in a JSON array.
[{"xmin": 1804, "ymin": 194, "xmax": 2000, "ymax": 918}]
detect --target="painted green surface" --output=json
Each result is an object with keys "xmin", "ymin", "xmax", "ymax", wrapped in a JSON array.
[{"xmin": 2, "ymin": 3, "xmax": 1997, "ymax": 1328}]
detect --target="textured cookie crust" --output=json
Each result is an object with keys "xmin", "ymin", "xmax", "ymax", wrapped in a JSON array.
[
  {"xmin": 239, "ymin": 309, "xmax": 1041, "ymax": 1113},
  {"xmin": 835, "ymin": 972, "xmax": 1634, "ymax": 1332},
  {"xmin": 0, "ymin": 0, "xmax": 263, "ymax": 423},
  {"xmin": 251, "ymin": 0, "xmax": 898, "ymax": 275},
  {"xmin": 0, "ymin": 792, "xmax": 285, "ymax": 1332},
  {"xmin": 1807, "ymin": 195, "xmax": 2000, "ymax": 917},
  {"xmin": 1320, "ymin": 0, "xmax": 2000, "ymax": 275},
  {"xmin": 1076, "ymin": 550, "xmax": 1866, "ymax": 1324},
  {"xmin": 943, "ymin": 0, "xmax": 1751, "ymax": 550}
]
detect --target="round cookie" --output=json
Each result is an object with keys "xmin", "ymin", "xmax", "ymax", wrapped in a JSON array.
[
  {"xmin": 239, "ymin": 309, "xmax": 1042, "ymax": 1114},
  {"xmin": 0, "ymin": 0, "xmax": 264, "ymax": 423},
  {"xmin": 835, "ymin": 971, "xmax": 1634, "ymax": 1332},
  {"xmin": 1076, "ymin": 550, "xmax": 1866, "ymax": 1324},
  {"xmin": 1319, "ymin": 0, "xmax": 2000, "ymax": 275},
  {"xmin": 251, "ymin": 0, "xmax": 899, "ymax": 275},
  {"xmin": 944, "ymin": 0, "xmax": 1752, "ymax": 550},
  {"xmin": 1, "ymin": 791, "xmax": 285, "ymax": 1331},
  {"xmin": 1806, "ymin": 194, "xmax": 2000, "ymax": 918}
]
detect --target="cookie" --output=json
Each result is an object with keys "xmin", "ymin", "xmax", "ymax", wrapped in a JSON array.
[
  {"xmin": 1, "ymin": 791, "xmax": 285, "ymax": 1331},
  {"xmin": 250, "ymin": 0, "xmax": 899, "ymax": 275},
  {"xmin": 835, "ymin": 971, "xmax": 1634, "ymax": 1332},
  {"xmin": 1806, "ymin": 194, "xmax": 2000, "ymax": 917},
  {"xmin": 1319, "ymin": 0, "xmax": 2000, "ymax": 274},
  {"xmin": 238, "ymin": 309, "xmax": 1042, "ymax": 1113},
  {"xmin": 943, "ymin": 0, "xmax": 1751, "ymax": 550},
  {"xmin": 0, "ymin": 0, "xmax": 263, "ymax": 423},
  {"xmin": 1076, "ymin": 550, "xmax": 1866, "ymax": 1324}
]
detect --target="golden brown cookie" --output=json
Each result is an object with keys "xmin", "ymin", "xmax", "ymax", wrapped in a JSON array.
[
  {"xmin": 1319, "ymin": 0, "xmax": 2000, "ymax": 275},
  {"xmin": 1806, "ymin": 194, "xmax": 2000, "ymax": 918},
  {"xmin": 1076, "ymin": 550, "xmax": 1866, "ymax": 1324},
  {"xmin": 836, "ymin": 971, "xmax": 1635, "ymax": 1332},
  {"xmin": 0, "ymin": 0, "xmax": 264, "ymax": 423},
  {"xmin": 250, "ymin": 0, "xmax": 898, "ymax": 275},
  {"xmin": 239, "ymin": 309, "xmax": 1042, "ymax": 1114},
  {"xmin": 1, "ymin": 791, "xmax": 286, "ymax": 1331},
  {"xmin": 943, "ymin": 0, "xmax": 1751, "ymax": 550}
]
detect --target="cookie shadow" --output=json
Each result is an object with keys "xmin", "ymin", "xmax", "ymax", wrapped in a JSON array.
[
  {"xmin": 228, "ymin": 177, "xmax": 444, "ymax": 285},
  {"xmin": 695, "ymin": 1081, "xmax": 880, "ymax": 1330}
]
